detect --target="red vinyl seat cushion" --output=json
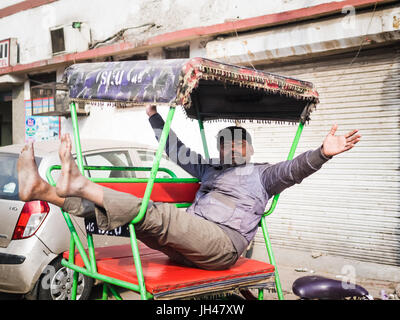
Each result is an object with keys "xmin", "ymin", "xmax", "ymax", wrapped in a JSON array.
[
  {"xmin": 63, "ymin": 243, "xmax": 275, "ymax": 297},
  {"xmin": 98, "ymin": 182, "xmax": 200, "ymax": 203}
]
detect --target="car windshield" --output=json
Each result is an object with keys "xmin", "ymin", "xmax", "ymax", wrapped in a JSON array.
[{"xmin": 0, "ymin": 153, "xmax": 41, "ymax": 201}]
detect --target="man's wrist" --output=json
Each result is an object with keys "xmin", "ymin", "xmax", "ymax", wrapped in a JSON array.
[
  {"xmin": 307, "ymin": 146, "xmax": 331, "ymax": 169},
  {"xmin": 320, "ymin": 145, "xmax": 333, "ymax": 160},
  {"xmin": 148, "ymin": 111, "xmax": 158, "ymax": 119},
  {"xmin": 148, "ymin": 112, "xmax": 164, "ymax": 129}
]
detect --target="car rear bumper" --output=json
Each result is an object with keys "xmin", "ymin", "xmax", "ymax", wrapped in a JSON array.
[
  {"xmin": 0, "ymin": 235, "xmax": 55, "ymax": 294},
  {"xmin": 0, "ymin": 252, "xmax": 26, "ymax": 265}
]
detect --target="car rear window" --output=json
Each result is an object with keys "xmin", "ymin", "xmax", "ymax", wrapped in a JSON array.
[{"xmin": 0, "ymin": 153, "xmax": 41, "ymax": 201}]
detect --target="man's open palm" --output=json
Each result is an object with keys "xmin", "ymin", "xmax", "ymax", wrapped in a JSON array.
[{"xmin": 322, "ymin": 124, "xmax": 361, "ymax": 157}]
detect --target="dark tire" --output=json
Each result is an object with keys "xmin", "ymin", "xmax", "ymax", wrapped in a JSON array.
[{"xmin": 37, "ymin": 256, "xmax": 93, "ymax": 300}]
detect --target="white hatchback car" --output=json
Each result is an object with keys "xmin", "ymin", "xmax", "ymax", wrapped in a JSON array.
[{"xmin": 0, "ymin": 139, "xmax": 191, "ymax": 300}]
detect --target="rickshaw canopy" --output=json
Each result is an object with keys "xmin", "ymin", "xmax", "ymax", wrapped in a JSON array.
[{"xmin": 63, "ymin": 57, "xmax": 319, "ymax": 123}]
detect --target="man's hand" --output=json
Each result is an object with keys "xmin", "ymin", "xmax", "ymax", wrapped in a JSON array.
[
  {"xmin": 322, "ymin": 124, "xmax": 361, "ymax": 157},
  {"xmin": 146, "ymin": 105, "xmax": 157, "ymax": 117}
]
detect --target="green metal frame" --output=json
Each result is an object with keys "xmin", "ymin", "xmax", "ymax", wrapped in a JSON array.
[
  {"xmin": 50, "ymin": 101, "xmax": 305, "ymax": 301},
  {"xmin": 46, "ymin": 103, "xmax": 184, "ymax": 300},
  {"xmin": 260, "ymin": 122, "xmax": 304, "ymax": 300}
]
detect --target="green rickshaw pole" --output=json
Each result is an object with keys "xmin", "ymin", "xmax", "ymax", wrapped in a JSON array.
[
  {"xmin": 107, "ymin": 284, "xmax": 123, "ymax": 300},
  {"xmin": 45, "ymin": 168, "xmax": 92, "ymax": 274},
  {"xmin": 131, "ymin": 106, "xmax": 176, "ymax": 224},
  {"xmin": 70, "ymin": 102, "xmax": 97, "ymax": 275},
  {"xmin": 67, "ymin": 233, "xmax": 76, "ymax": 265},
  {"xmin": 71, "ymin": 271, "xmax": 79, "ymax": 300},
  {"xmin": 260, "ymin": 217, "xmax": 282, "ymax": 299},
  {"xmin": 261, "ymin": 121, "xmax": 305, "ymax": 300},
  {"xmin": 129, "ymin": 224, "xmax": 147, "ymax": 300},
  {"xmin": 60, "ymin": 209, "xmax": 92, "ymax": 271},
  {"xmin": 61, "ymin": 259, "xmax": 153, "ymax": 299},
  {"xmin": 47, "ymin": 165, "xmax": 188, "ymax": 183},
  {"xmin": 67, "ymin": 225, "xmax": 78, "ymax": 301},
  {"xmin": 102, "ymin": 284, "xmax": 109, "ymax": 300},
  {"xmin": 264, "ymin": 121, "xmax": 304, "ymax": 217},
  {"xmin": 194, "ymin": 93, "xmax": 210, "ymax": 160},
  {"xmin": 69, "ymin": 102, "xmax": 98, "ymax": 296},
  {"xmin": 287, "ymin": 122, "xmax": 305, "ymax": 159},
  {"xmin": 69, "ymin": 103, "xmax": 98, "ymax": 273},
  {"xmin": 70, "ymin": 102, "xmax": 85, "ymax": 173},
  {"xmin": 198, "ymin": 119, "xmax": 210, "ymax": 160},
  {"xmin": 129, "ymin": 106, "xmax": 176, "ymax": 300},
  {"xmin": 258, "ymin": 288, "xmax": 264, "ymax": 300},
  {"xmin": 87, "ymin": 234, "xmax": 97, "ymax": 273}
]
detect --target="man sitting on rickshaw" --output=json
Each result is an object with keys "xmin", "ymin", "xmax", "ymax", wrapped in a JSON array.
[{"xmin": 17, "ymin": 105, "xmax": 361, "ymax": 270}]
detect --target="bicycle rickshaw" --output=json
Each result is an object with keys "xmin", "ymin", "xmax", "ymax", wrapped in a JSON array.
[{"xmin": 37, "ymin": 57, "xmax": 369, "ymax": 300}]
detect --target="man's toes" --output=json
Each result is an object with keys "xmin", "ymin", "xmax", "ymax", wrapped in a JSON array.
[
  {"xmin": 20, "ymin": 144, "xmax": 29, "ymax": 154},
  {"xmin": 27, "ymin": 142, "xmax": 34, "ymax": 153},
  {"xmin": 65, "ymin": 134, "xmax": 72, "ymax": 150},
  {"xmin": 66, "ymin": 138, "xmax": 72, "ymax": 151}
]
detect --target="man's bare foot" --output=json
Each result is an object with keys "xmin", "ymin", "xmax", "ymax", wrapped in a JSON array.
[
  {"xmin": 56, "ymin": 134, "xmax": 88, "ymax": 198},
  {"xmin": 17, "ymin": 142, "xmax": 48, "ymax": 201}
]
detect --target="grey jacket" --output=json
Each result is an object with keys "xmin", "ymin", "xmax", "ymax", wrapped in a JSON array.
[{"xmin": 149, "ymin": 113, "xmax": 330, "ymax": 255}]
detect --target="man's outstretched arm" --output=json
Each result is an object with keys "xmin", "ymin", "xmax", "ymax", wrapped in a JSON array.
[
  {"xmin": 262, "ymin": 124, "xmax": 361, "ymax": 196},
  {"xmin": 146, "ymin": 105, "xmax": 210, "ymax": 179}
]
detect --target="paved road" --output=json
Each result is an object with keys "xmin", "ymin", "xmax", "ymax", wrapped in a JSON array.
[{"xmin": 1, "ymin": 262, "xmax": 397, "ymax": 300}]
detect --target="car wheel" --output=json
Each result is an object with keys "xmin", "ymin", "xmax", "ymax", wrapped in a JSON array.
[{"xmin": 37, "ymin": 257, "xmax": 93, "ymax": 300}]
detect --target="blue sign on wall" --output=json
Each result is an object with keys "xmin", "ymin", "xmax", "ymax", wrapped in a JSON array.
[{"xmin": 24, "ymin": 100, "xmax": 60, "ymax": 142}]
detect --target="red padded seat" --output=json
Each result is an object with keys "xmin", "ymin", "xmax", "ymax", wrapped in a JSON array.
[
  {"xmin": 63, "ymin": 243, "xmax": 275, "ymax": 299},
  {"xmin": 98, "ymin": 182, "xmax": 200, "ymax": 203}
]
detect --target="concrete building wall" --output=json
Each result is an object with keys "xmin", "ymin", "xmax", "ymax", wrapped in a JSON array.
[
  {"xmin": 0, "ymin": 0, "xmax": 347, "ymax": 64},
  {"xmin": 206, "ymin": 6, "xmax": 400, "ymax": 65},
  {"xmin": 0, "ymin": 1, "xmax": 21, "ymax": 10}
]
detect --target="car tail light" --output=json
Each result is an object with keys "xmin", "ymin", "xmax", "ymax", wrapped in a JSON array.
[{"xmin": 12, "ymin": 201, "xmax": 50, "ymax": 240}]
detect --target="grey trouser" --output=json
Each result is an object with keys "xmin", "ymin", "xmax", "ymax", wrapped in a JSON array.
[{"xmin": 62, "ymin": 187, "xmax": 238, "ymax": 270}]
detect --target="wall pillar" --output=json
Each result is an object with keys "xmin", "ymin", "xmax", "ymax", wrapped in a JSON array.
[{"xmin": 12, "ymin": 84, "xmax": 25, "ymax": 144}]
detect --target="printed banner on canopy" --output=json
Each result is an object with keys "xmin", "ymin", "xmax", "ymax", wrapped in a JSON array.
[{"xmin": 63, "ymin": 58, "xmax": 319, "ymax": 106}]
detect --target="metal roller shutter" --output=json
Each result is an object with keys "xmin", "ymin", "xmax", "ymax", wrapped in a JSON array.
[{"xmin": 249, "ymin": 45, "xmax": 400, "ymax": 266}]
